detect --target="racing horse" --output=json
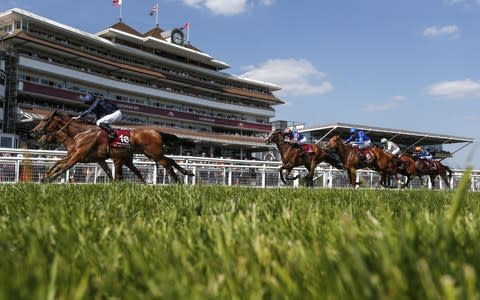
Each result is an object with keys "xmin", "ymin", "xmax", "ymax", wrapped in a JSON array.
[
  {"xmin": 396, "ymin": 154, "xmax": 452, "ymax": 189},
  {"xmin": 325, "ymin": 135, "xmax": 398, "ymax": 188},
  {"xmin": 33, "ymin": 115, "xmax": 143, "ymax": 183},
  {"xmin": 265, "ymin": 129, "xmax": 342, "ymax": 187},
  {"xmin": 31, "ymin": 110, "xmax": 194, "ymax": 183}
]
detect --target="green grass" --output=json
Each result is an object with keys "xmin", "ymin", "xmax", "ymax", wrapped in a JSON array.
[{"xmin": 0, "ymin": 183, "xmax": 480, "ymax": 299}]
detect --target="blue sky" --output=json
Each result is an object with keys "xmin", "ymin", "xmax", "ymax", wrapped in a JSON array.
[{"xmin": 1, "ymin": 0, "xmax": 479, "ymax": 169}]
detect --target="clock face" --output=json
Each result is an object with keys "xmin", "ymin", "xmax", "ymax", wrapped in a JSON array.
[{"xmin": 171, "ymin": 29, "xmax": 184, "ymax": 45}]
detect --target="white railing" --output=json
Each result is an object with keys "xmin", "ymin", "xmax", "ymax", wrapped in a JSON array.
[{"xmin": 0, "ymin": 148, "xmax": 479, "ymax": 190}]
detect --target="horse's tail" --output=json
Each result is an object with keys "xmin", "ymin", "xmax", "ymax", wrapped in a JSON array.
[{"xmin": 156, "ymin": 130, "xmax": 195, "ymax": 148}]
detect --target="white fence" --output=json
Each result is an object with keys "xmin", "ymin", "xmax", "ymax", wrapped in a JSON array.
[{"xmin": 1, "ymin": 148, "xmax": 479, "ymax": 190}]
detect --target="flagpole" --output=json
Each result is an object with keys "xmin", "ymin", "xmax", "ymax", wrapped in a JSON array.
[
  {"xmin": 119, "ymin": 0, "xmax": 123, "ymax": 21},
  {"xmin": 155, "ymin": 3, "xmax": 159, "ymax": 27},
  {"xmin": 187, "ymin": 22, "xmax": 190, "ymax": 44}
]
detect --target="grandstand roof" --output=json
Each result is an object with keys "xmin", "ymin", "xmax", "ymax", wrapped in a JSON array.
[{"xmin": 299, "ymin": 122, "xmax": 474, "ymax": 154}]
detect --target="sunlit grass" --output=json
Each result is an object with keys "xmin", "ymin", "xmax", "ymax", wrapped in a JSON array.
[{"xmin": 0, "ymin": 183, "xmax": 479, "ymax": 299}]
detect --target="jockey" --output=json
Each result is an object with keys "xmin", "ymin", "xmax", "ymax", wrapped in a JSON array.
[
  {"xmin": 344, "ymin": 128, "xmax": 371, "ymax": 149},
  {"xmin": 413, "ymin": 146, "xmax": 432, "ymax": 160},
  {"xmin": 284, "ymin": 127, "xmax": 307, "ymax": 146},
  {"xmin": 73, "ymin": 92, "xmax": 122, "ymax": 141},
  {"xmin": 381, "ymin": 138, "xmax": 400, "ymax": 156}
]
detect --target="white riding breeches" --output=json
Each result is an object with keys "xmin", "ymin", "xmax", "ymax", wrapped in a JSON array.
[{"xmin": 96, "ymin": 110, "xmax": 122, "ymax": 126}]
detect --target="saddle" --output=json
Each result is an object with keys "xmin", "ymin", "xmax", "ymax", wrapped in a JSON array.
[
  {"xmin": 416, "ymin": 159, "xmax": 437, "ymax": 171},
  {"xmin": 354, "ymin": 147, "xmax": 373, "ymax": 163},
  {"xmin": 103, "ymin": 128, "xmax": 131, "ymax": 148}
]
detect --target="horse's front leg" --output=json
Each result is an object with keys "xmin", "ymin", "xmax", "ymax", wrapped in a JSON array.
[
  {"xmin": 98, "ymin": 161, "xmax": 114, "ymax": 181},
  {"xmin": 279, "ymin": 166, "xmax": 290, "ymax": 185},
  {"xmin": 42, "ymin": 157, "xmax": 69, "ymax": 182},
  {"xmin": 347, "ymin": 169, "xmax": 358, "ymax": 188},
  {"xmin": 42, "ymin": 154, "xmax": 78, "ymax": 183}
]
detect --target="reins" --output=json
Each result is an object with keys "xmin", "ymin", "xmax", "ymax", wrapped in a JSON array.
[{"xmin": 55, "ymin": 118, "xmax": 74, "ymax": 135}]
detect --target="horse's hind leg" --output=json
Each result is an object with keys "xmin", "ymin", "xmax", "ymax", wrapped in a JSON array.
[
  {"xmin": 440, "ymin": 173, "xmax": 450, "ymax": 190},
  {"xmin": 158, "ymin": 158, "xmax": 180, "ymax": 183},
  {"xmin": 304, "ymin": 173, "xmax": 314, "ymax": 187},
  {"xmin": 164, "ymin": 156, "xmax": 194, "ymax": 177},
  {"xmin": 113, "ymin": 160, "xmax": 124, "ymax": 181}
]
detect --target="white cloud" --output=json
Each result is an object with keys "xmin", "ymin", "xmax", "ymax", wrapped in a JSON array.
[
  {"xmin": 447, "ymin": 0, "xmax": 465, "ymax": 5},
  {"xmin": 446, "ymin": 0, "xmax": 480, "ymax": 5},
  {"xmin": 365, "ymin": 96, "xmax": 406, "ymax": 112},
  {"xmin": 182, "ymin": 0, "xmax": 273, "ymax": 16},
  {"xmin": 424, "ymin": 25, "xmax": 459, "ymax": 38},
  {"xmin": 426, "ymin": 79, "xmax": 480, "ymax": 99},
  {"xmin": 240, "ymin": 58, "xmax": 333, "ymax": 96}
]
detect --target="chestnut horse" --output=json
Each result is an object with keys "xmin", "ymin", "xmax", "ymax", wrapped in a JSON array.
[
  {"xmin": 31, "ymin": 111, "xmax": 194, "ymax": 183},
  {"xmin": 325, "ymin": 135, "xmax": 397, "ymax": 188},
  {"xmin": 33, "ymin": 117, "xmax": 144, "ymax": 183},
  {"xmin": 265, "ymin": 129, "xmax": 342, "ymax": 187}
]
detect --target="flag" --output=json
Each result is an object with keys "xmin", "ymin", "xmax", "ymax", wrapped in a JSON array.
[
  {"xmin": 149, "ymin": 4, "xmax": 157, "ymax": 16},
  {"xmin": 180, "ymin": 21, "xmax": 189, "ymax": 31},
  {"xmin": 113, "ymin": 0, "xmax": 122, "ymax": 6}
]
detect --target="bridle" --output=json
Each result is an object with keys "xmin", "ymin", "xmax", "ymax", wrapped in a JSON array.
[{"xmin": 33, "ymin": 112, "xmax": 74, "ymax": 139}]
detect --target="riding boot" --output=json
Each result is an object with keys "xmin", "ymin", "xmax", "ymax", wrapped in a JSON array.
[
  {"xmin": 358, "ymin": 150, "xmax": 365, "ymax": 162},
  {"xmin": 99, "ymin": 123, "xmax": 115, "ymax": 141},
  {"xmin": 295, "ymin": 144, "xmax": 305, "ymax": 158}
]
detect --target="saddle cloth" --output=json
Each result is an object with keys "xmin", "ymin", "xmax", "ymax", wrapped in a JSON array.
[
  {"xmin": 108, "ymin": 128, "xmax": 131, "ymax": 148},
  {"xmin": 354, "ymin": 148, "xmax": 373, "ymax": 163},
  {"xmin": 301, "ymin": 144, "xmax": 313, "ymax": 153},
  {"xmin": 418, "ymin": 159, "xmax": 437, "ymax": 171}
]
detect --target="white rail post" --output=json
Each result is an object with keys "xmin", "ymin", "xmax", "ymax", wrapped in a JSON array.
[
  {"xmin": 293, "ymin": 170, "xmax": 299, "ymax": 188},
  {"xmin": 111, "ymin": 160, "xmax": 115, "ymax": 181},
  {"xmin": 261, "ymin": 164, "xmax": 266, "ymax": 188},
  {"xmin": 14, "ymin": 159, "xmax": 20, "ymax": 183},
  {"xmin": 191, "ymin": 166, "xmax": 196, "ymax": 186},
  {"xmin": 184, "ymin": 160, "xmax": 189, "ymax": 185},
  {"xmin": 227, "ymin": 167, "xmax": 232, "ymax": 186},
  {"xmin": 152, "ymin": 162, "xmax": 157, "ymax": 185}
]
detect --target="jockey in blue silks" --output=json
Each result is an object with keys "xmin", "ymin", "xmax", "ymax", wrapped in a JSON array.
[
  {"xmin": 284, "ymin": 127, "xmax": 307, "ymax": 145},
  {"xmin": 344, "ymin": 127, "xmax": 371, "ymax": 149},
  {"xmin": 413, "ymin": 146, "xmax": 432, "ymax": 160}
]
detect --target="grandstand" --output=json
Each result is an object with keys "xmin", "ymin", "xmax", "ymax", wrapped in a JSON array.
[
  {"xmin": 298, "ymin": 122, "xmax": 474, "ymax": 159},
  {"xmin": 0, "ymin": 8, "xmax": 282, "ymax": 158},
  {"xmin": 0, "ymin": 8, "xmax": 474, "ymax": 162}
]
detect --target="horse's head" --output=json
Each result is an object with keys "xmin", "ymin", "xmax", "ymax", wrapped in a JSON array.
[
  {"xmin": 264, "ymin": 129, "xmax": 284, "ymax": 144},
  {"xmin": 30, "ymin": 110, "xmax": 59, "ymax": 139},
  {"xmin": 30, "ymin": 110, "xmax": 74, "ymax": 145},
  {"xmin": 325, "ymin": 135, "xmax": 343, "ymax": 149}
]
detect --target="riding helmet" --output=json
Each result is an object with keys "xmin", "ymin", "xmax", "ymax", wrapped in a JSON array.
[
  {"xmin": 415, "ymin": 146, "xmax": 422, "ymax": 152},
  {"xmin": 78, "ymin": 93, "xmax": 95, "ymax": 103},
  {"xmin": 349, "ymin": 127, "xmax": 357, "ymax": 134},
  {"xmin": 381, "ymin": 138, "xmax": 388, "ymax": 144}
]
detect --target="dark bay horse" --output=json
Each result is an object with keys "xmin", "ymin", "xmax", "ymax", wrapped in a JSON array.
[
  {"xmin": 31, "ymin": 111, "xmax": 194, "ymax": 183},
  {"xmin": 265, "ymin": 129, "xmax": 342, "ymax": 187},
  {"xmin": 397, "ymin": 154, "xmax": 452, "ymax": 189},
  {"xmin": 325, "ymin": 135, "xmax": 397, "ymax": 188}
]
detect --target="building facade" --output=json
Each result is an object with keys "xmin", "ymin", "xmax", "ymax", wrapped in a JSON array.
[{"xmin": 0, "ymin": 8, "xmax": 283, "ymax": 158}]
